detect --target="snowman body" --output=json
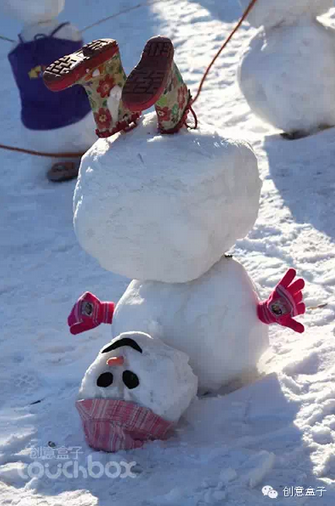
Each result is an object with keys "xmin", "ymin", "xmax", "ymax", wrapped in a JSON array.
[
  {"xmin": 238, "ymin": 0, "xmax": 335, "ymax": 134},
  {"xmin": 3, "ymin": 0, "xmax": 96, "ymax": 152},
  {"xmin": 112, "ymin": 256, "xmax": 268, "ymax": 392},
  {"xmin": 74, "ymin": 112, "xmax": 268, "ymax": 392}
]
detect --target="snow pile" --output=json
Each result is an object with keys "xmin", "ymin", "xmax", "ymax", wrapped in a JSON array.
[
  {"xmin": 238, "ymin": 0, "xmax": 332, "ymax": 29},
  {"xmin": 78, "ymin": 331, "xmax": 198, "ymax": 422},
  {"xmin": 113, "ymin": 257, "xmax": 268, "ymax": 391},
  {"xmin": 74, "ymin": 112, "xmax": 261, "ymax": 282}
]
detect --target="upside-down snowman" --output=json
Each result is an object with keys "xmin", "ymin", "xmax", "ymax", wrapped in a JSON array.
[
  {"xmin": 2, "ymin": 0, "xmax": 97, "ymax": 180},
  {"xmin": 44, "ymin": 35, "xmax": 306, "ymax": 451},
  {"xmin": 237, "ymin": 0, "xmax": 335, "ymax": 139}
]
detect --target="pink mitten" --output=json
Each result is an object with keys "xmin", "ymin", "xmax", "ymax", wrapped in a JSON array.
[
  {"xmin": 68, "ymin": 292, "xmax": 115, "ymax": 335},
  {"xmin": 257, "ymin": 269, "xmax": 305, "ymax": 333}
]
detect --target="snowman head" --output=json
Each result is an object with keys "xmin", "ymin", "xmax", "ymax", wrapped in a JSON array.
[
  {"xmin": 239, "ymin": 0, "xmax": 332, "ymax": 29},
  {"xmin": 76, "ymin": 332, "xmax": 198, "ymax": 452},
  {"xmin": 1, "ymin": 0, "xmax": 65, "ymax": 25}
]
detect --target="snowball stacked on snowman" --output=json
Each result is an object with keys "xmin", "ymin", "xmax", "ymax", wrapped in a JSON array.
[
  {"xmin": 2, "ymin": 0, "xmax": 96, "ymax": 179},
  {"xmin": 237, "ymin": 0, "xmax": 335, "ymax": 139},
  {"xmin": 45, "ymin": 35, "xmax": 306, "ymax": 451}
]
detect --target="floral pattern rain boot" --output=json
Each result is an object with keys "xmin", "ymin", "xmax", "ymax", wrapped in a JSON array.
[
  {"xmin": 43, "ymin": 39, "xmax": 140, "ymax": 138},
  {"xmin": 122, "ymin": 36, "xmax": 196, "ymax": 134}
]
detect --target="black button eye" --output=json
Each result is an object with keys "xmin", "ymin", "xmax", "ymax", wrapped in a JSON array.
[
  {"xmin": 97, "ymin": 372, "xmax": 113, "ymax": 388},
  {"xmin": 123, "ymin": 370, "xmax": 139, "ymax": 389}
]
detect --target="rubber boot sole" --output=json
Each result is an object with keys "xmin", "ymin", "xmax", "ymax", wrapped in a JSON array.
[
  {"xmin": 43, "ymin": 39, "xmax": 119, "ymax": 92},
  {"xmin": 122, "ymin": 36, "xmax": 174, "ymax": 112}
]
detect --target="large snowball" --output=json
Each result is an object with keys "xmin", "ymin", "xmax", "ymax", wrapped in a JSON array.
[
  {"xmin": 238, "ymin": 0, "xmax": 332, "ymax": 29},
  {"xmin": 1, "ymin": 0, "xmax": 65, "ymax": 24},
  {"xmin": 78, "ymin": 331, "xmax": 198, "ymax": 423},
  {"xmin": 74, "ymin": 113, "xmax": 261, "ymax": 283},
  {"xmin": 112, "ymin": 257, "xmax": 269, "ymax": 392}
]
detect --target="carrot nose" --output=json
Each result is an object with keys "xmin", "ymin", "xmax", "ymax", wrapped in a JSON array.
[{"xmin": 106, "ymin": 356, "xmax": 124, "ymax": 366}]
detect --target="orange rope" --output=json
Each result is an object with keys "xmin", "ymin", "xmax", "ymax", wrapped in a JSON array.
[
  {"xmin": 191, "ymin": 0, "xmax": 259, "ymax": 105},
  {"xmin": 0, "ymin": 0, "xmax": 258, "ymax": 158}
]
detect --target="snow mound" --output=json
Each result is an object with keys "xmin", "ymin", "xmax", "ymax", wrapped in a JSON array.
[
  {"xmin": 239, "ymin": 0, "xmax": 332, "ymax": 29},
  {"xmin": 112, "ymin": 256, "xmax": 269, "ymax": 392},
  {"xmin": 1, "ymin": 0, "xmax": 65, "ymax": 24},
  {"xmin": 74, "ymin": 112, "xmax": 261, "ymax": 283},
  {"xmin": 78, "ymin": 331, "xmax": 198, "ymax": 423}
]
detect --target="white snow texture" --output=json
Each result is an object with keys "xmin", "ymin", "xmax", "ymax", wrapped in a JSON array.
[
  {"xmin": 74, "ymin": 112, "xmax": 261, "ymax": 283},
  {"xmin": 78, "ymin": 331, "xmax": 198, "ymax": 422},
  {"xmin": 112, "ymin": 256, "xmax": 268, "ymax": 392},
  {"xmin": 238, "ymin": 0, "xmax": 335, "ymax": 134}
]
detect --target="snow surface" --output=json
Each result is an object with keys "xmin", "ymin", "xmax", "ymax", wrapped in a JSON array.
[
  {"xmin": 74, "ymin": 112, "xmax": 261, "ymax": 283},
  {"xmin": 238, "ymin": 8, "xmax": 335, "ymax": 134},
  {"xmin": 112, "ymin": 256, "xmax": 268, "ymax": 392},
  {"xmin": 78, "ymin": 331, "xmax": 198, "ymax": 423},
  {"xmin": 1, "ymin": 0, "xmax": 335, "ymax": 505}
]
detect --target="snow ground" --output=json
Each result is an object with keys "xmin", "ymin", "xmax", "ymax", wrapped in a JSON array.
[{"xmin": 0, "ymin": 0, "xmax": 335, "ymax": 504}]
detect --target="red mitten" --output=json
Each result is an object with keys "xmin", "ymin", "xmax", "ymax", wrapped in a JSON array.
[
  {"xmin": 68, "ymin": 292, "xmax": 115, "ymax": 335},
  {"xmin": 257, "ymin": 269, "xmax": 305, "ymax": 333}
]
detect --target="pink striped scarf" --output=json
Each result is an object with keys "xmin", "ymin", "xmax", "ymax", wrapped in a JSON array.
[{"xmin": 76, "ymin": 399, "xmax": 174, "ymax": 452}]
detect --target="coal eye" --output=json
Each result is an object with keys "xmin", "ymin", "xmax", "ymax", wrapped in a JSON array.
[
  {"xmin": 123, "ymin": 370, "xmax": 139, "ymax": 389},
  {"xmin": 97, "ymin": 372, "xmax": 113, "ymax": 388}
]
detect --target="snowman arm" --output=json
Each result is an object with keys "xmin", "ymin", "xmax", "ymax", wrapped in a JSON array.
[
  {"xmin": 257, "ymin": 269, "xmax": 306, "ymax": 334},
  {"xmin": 67, "ymin": 292, "xmax": 115, "ymax": 335}
]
